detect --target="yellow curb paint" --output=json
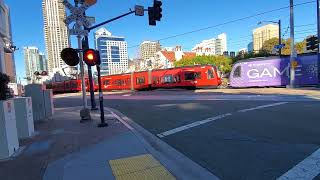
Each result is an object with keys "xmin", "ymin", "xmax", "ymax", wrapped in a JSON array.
[{"xmin": 109, "ymin": 154, "xmax": 176, "ymax": 180}]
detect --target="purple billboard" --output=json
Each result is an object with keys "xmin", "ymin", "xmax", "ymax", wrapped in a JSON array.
[{"xmin": 229, "ymin": 54, "xmax": 318, "ymax": 88}]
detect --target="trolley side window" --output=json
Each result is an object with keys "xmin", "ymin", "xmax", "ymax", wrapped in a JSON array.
[
  {"xmin": 164, "ymin": 75, "xmax": 173, "ymax": 83},
  {"xmin": 207, "ymin": 69, "xmax": 215, "ymax": 79},
  {"xmin": 103, "ymin": 80, "xmax": 110, "ymax": 86},
  {"xmin": 153, "ymin": 76, "xmax": 159, "ymax": 84},
  {"xmin": 233, "ymin": 66, "xmax": 241, "ymax": 78},
  {"xmin": 174, "ymin": 75, "xmax": 181, "ymax": 83},
  {"xmin": 185, "ymin": 72, "xmax": 195, "ymax": 80},
  {"xmin": 136, "ymin": 77, "xmax": 145, "ymax": 85}
]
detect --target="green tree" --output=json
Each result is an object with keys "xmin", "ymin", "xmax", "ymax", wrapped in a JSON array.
[
  {"xmin": 261, "ymin": 37, "xmax": 279, "ymax": 54},
  {"xmin": 0, "ymin": 73, "xmax": 11, "ymax": 100},
  {"xmin": 261, "ymin": 38, "xmax": 306, "ymax": 55},
  {"xmin": 174, "ymin": 55, "xmax": 232, "ymax": 74}
]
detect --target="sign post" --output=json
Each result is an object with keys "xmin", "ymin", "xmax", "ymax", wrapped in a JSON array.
[{"xmin": 63, "ymin": 0, "xmax": 94, "ymax": 121}]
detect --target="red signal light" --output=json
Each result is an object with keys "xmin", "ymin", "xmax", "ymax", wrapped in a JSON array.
[{"xmin": 83, "ymin": 49, "xmax": 100, "ymax": 66}]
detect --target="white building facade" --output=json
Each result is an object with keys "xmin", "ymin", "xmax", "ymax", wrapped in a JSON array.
[
  {"xmin": 95, "ymin": 28, "xmax": 128, "ymax": 75},
  {"xmin": 42, "ymin": 0, "xmax": 69, "ymax": 73},
  {"xmin": 192, "ymin": 33, "xmax": 227, "ymax": 56}
]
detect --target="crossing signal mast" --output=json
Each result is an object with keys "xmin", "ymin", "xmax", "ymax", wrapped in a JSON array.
[
  {"xmin": 61, "ymin": 0, "xmax": 164, "ymax": 126},
  {"xmin": 148, "ymin": 0, "xmax": 162, "ymax": 26}
]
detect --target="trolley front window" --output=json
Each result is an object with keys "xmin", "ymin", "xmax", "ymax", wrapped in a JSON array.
[{"xmin": 233, "ymin": 66, "xmax": 241, "ymax": 78}]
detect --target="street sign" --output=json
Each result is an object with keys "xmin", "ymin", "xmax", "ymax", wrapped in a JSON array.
[
  {"xmin": 135, "ymin": 5, "xmax": 144, "ymax": 16},
  {"xmin": 69, "ymin": 28, "xmax": 88, "ymax": 36},
  {"xmin": 274, "ymin": 44, "xmax": 286, "ymax": 49},
  {"xmin": 86, "ymin": 16, "xmax": 96, "ymax": 25}
]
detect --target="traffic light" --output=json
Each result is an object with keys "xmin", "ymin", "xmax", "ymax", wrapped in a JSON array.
[
  {"xmin": 83, "ymin": 49, "xmax": 101, "ymax": 66},
  {"xmin": 60, "ymin": 48, "xmax": 80, "ymax": 66},
  {"xmin": 148, "ymin": 0, "xmax": 162, "ymax": 26},
  {"xmin": 154, "ymin": 0, "xmax": 162, "ymax": 21},
  {"xmin": 306, "ymin": 35, "xmax": 318, "ymax": 51},
  {"xmin": 148, "ymin": 7, "xmax": 156, "ymax": 26}
]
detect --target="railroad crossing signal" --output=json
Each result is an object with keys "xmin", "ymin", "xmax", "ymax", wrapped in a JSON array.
[
  {"xmin": 148, "ymin": 0, "xmax": 162, "ymax": 26},
  {"xmin": 83, "ymin": 49, "xmax": 101, "ymax": 66},
  {"xmin": 306, "ymin": 35, "xmax": 318, "ymax": 51},
  {"xmin": 60, "ymin": 48, "xmax": 80, "ymax": 66},
  {"xmin": 63, "ymin": 0, "xmax": 93, "ymax": 36}
]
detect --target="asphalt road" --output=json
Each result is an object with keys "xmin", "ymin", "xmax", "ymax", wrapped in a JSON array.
[{"xmin": 54, "ymin": 90, "xmax": 320, "ymax": 180}]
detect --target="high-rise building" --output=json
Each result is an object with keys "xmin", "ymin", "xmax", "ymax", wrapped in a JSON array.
[
  {"xmin": 39, "ymin": 53, "xmax": 48, "ymax": 72},
  {"xmin": 95, "ymin": 28, "xmax": 128, "ymax": 75},
  {"xmin": 24, "ymin": 47, "xmax": 40, "ymax": 84},
  {"xmin": 42, "ymin": 0, "xmax": 69, "ymax": 73},
  {"xmin": 192, "ymin": 33, "xmax": 227, "ymax": 56},
  {"xmin": 24, "ymin": 47, "xmax": 48, "ymax": 84},
  {"xmin": 253, "ymin": 24, "xmax": 279, "ymax": 52},
  {"xmin": 0, "ymin": 0, "xmax": 16, "ymax": 82},
  {"xmin": 140, "ymin": 41, "xmax": 161, "ymax": 61},
  {"xmin": 247, "ymin": 42, "xmax": 254, "ymax": 52}
]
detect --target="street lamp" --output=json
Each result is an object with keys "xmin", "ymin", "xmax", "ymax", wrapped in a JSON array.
[{"xmin": 258, "ymin": 20, "xmax": 282, "ymax": 55}]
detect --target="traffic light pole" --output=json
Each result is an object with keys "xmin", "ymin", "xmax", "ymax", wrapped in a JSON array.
[
  {"xmin": 77, "ymin": 35, "xmax": 91, "ymax": 121},
  {"xmin": 82, "ymin": 36, "xmax": 97, "ymax": 110},
  {"xmin": 97, "ymin": 64, "xmax": 108, "ymax": 127}
]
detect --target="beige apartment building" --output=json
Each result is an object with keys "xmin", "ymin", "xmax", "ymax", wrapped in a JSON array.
[
  {"xmin": 42, "ymin": 0, "xmax": 69, "ymax": 73},
  {"xmin": 253, "ymin": 24, "xmax": 279, "ymax": 52},
  {"xmin": 140, "ymin": 41, "xmax": 161, "ymax": 61}
]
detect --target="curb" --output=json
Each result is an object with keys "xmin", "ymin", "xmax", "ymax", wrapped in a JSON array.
[{"xmin": 105, "ymin": 107, "xmax": 220, "ymax": 180}]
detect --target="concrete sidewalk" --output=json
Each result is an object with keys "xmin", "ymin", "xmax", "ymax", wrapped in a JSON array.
[{"xmin": 0, "ymin": 106, "xmax": 217, "ymax": 180}]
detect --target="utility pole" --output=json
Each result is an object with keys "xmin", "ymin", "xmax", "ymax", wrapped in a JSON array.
[
  {"xmin": 278, "ymin": 20, "xmax": 282, "ymax": 56},
  {"xmin": 317, "ymin": 0, "xmax": 320, "ymax": 86},
  {"xmin": 288, "ymin": 0, "xmax": 297, "ymax": 88}
]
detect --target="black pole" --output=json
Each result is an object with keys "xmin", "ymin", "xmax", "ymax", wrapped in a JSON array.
[
  {"xmin": 82, "ymin": 37, "xmax": 97, "ymax": 110},
  {"xmin": 87, "ymin": 11, "xmax": 135, "ymax": 32},
  {"xmin": 97, "ymin": 64, "xmax": 108, "ymax": 127},
  {"xmin": 317, "ymin": 0, "xmax": 320, "ymax": 86},
  {"xmin": 278, "ymin": 20, "xmax": 282, "ymax": 56}
]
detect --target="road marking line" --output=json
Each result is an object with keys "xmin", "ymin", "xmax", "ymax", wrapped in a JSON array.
[
  {"xmin": 105, "ymin": 108, "xmax": 134, "ymax": 130},
  {"xmin": 277, "ymin": 148, "xmax": 320, "ymax": 180},
  {"xmin": 237, "ymin": 102, "xmax": 288, "ymax": 113},
  {"xmin": 157, "ymin": 113, "xmax": 232, "ymax": 138}
]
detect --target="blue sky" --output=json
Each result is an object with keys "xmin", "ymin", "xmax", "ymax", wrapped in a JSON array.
[{"xmin": 4, "ymin": 0, "xmax": 318, "ymax": 82}]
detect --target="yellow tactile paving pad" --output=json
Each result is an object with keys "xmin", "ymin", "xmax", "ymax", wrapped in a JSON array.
[{"xmin": 109, "ymin": 154, "xmax": 176, "ymax": 180}]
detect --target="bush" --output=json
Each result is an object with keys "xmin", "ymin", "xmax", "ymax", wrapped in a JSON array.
[
  {"xmin": 174, "ymin": 55, "xmax": 233, "ymax": 74},
  {"xmin": 0, "ymin": 73, "xmax": 12, "ymax": 100}
]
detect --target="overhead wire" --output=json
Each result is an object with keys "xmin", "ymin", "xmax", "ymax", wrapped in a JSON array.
[{"xmin": 128, "ymin": 0, "xmax": 316, "ymax": 49}]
